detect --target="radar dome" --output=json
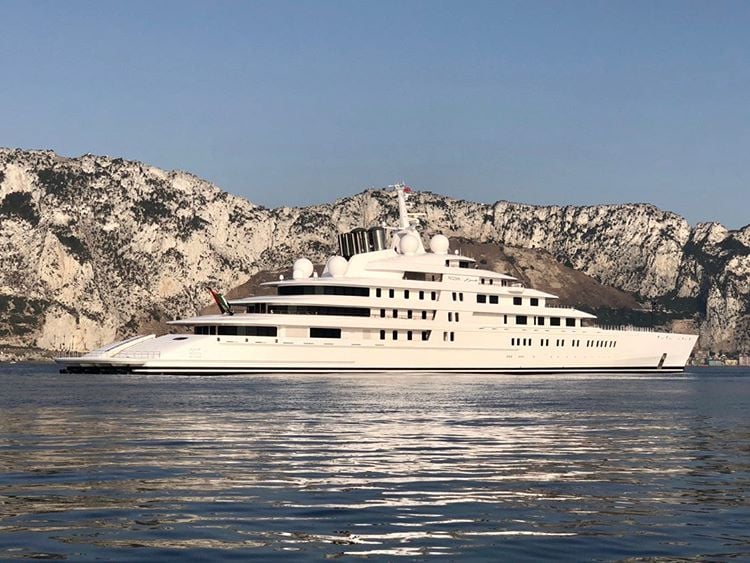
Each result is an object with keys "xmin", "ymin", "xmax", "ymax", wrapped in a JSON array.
[
  {"xmin": 399, "ymin": 234, "xmax": 419, "ymax": 255},
  {"xmin": 292, "ymin": 258, "xmax": 314, "ymax": 279},
  {"xmin": 429, "ymin": 234, "xmax": 449, "ymax": 255},
  {"xmin": 326, "ymin": 255, "xmax": 348, "ymax": 278}
]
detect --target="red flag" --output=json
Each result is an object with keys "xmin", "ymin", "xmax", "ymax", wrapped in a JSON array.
[{"xmin": 403, "ymin": 186, "xmax": 411, "ymax": 193}]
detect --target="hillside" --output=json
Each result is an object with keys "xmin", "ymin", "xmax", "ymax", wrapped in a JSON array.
[{"xmin": 1, "ymin": 148, "xmax": 748, "ymax": 356}]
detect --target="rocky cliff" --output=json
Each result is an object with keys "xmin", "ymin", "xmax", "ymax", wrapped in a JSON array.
[{"xmin": 1, "ymin": 148, "xmax": 747, "ymax": 355}]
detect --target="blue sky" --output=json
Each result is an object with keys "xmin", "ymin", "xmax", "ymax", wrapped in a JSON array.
[{"xmin": 1, "ymin": 1, "xmax": 748, "ymax": 228}]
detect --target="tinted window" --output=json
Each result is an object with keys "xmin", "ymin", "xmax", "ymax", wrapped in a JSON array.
[
  {"xmin": 310, "ymin": 327, "xmax": 341, "ymax": 339},
  {"xmin": 513, "ymin": 297, "xmax": 522, "ymax": 306}
]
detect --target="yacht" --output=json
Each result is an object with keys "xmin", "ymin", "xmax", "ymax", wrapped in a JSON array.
[{"xmin": 57, "ymin": 185, "xmax": 698, "ymax": 375}]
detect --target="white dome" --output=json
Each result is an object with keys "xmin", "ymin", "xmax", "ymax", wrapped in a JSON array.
[
  {"xmin": 326, "ymin": 255, "xmax": 348, "ymax": 278},
  {"xmin": 399, "ymin": 234, "xmax": 419, "ymax": 255},
  {"xmin": 429, "ymin": 234, "xmax": 450, "ymax": 255},
  {"xmin": 292, "ymin": 258, "xmax": 314, "ymax": 279}
]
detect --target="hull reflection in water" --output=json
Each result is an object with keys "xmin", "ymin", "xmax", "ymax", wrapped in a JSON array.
[{"xmin": 1, "ymin": 365, "xmax": 749, "ymax": 561}]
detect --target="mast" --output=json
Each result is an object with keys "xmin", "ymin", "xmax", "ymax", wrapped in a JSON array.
[{"xmin": 391, "ymin": 183, "xmax": 425, "ymax": 230}]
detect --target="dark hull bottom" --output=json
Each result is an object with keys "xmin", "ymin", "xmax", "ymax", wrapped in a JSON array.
[{"xmin": 60, "ymin": 365, "xmax": 687, "ymax": 375}]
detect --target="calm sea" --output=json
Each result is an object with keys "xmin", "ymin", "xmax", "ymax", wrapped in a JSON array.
[{"xmin": 0, "ymin": 365, "xmax": 748, "ymax": 561}]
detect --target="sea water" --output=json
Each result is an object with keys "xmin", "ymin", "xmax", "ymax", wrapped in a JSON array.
[{"xmin": 0, "ymin": 365, "xmax": 748, "ymax": 561}]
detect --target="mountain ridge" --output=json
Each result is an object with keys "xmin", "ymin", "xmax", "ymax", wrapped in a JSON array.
[{"xmin": 1, "ymin": 148, "xmax": 747, "ymax": 356}]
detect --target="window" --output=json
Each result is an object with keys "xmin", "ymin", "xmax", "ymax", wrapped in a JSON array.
[
  {"xmin": 380, "ymin": 329, "xmax": 385, "ymax": 340},
  {"xmin": 530, "ymin": 298, "xmax": 539, "ymax": 306},
  {"xmin": 422, "ymin": 331, "xmax": 429, "ymax": 341},
  {"xmin": 511, "ymin": 338, "xmax": 515, "ymax": 345},
  {"xmin": 278, "ymin": 285, "xmax": 369, "ymax": 297},
  {"xmin": 407, "ymin": 310, "xmax": 413, "ymax": 319},
  {"xmin": 566, "ymin": 318, "xmax": 576, "ymax": 327},
  {"xmin": 421, "ymin": 311, "xmax": 427, "ymax": 320},
  {"xmin": 376, "ymin": 288, "xmax": 382, "ymax": 298},
  {"xmin": 477, "ymin": 294, "xmax": 487, "ymax": 304},
  {"xmin": 213, "ymin": 326, "xmax": 277, "ymax": 337},
  {"xmin": 431, "ymin": 291, "xmax": 437, "ymax": 300},
  {"xmin": 536, "ymin": 317, "xmax": 545, "ymax": 326},
  {"xmin": 452, "ymin": 292, "xmax": 457, "ymax": 301},
  {"xmin": 489, "ymin": 295, "xmax": 498, "ymax": 304},
  {"xmin": 194, "ymin": 326, "xmax": 208, "ymax": 335},
  {"xmin": 516, "ymin": 315, "xmax": 528, "ymax": 325},
  {"xmin": 419, "ymin": 290, "xmax": 425, "ymax": 300},
  {"xmin": 448, "ymin": 312, "xmax": 453, "ymax": 322},
  {"xmin": 310, "ymin": 327, "xmax": 341, "ymax": 339},
  {"xmin": 459, "ymin": 293, "xmax": 464, "ymax": 302},
  {"xmin": 389, "ymin": 288, "xmax": 395, "ymax": 298},
  {"xmin": 451, "ymin": 332, "xmax": 455, "ymax": 341},
  {"xmin": 404, "ymin": 289, "xmax": 410, "ymax": 299},
  {"xmin": 393, "ymin": 330, "xmax": 398, "ymax": 340},
  {"xmin": 513, "ymin": 297, "xmax": 522, "ymax": 306},
  {"xmin": 455, "ymin": 312, "xmax": 460, "ymax": 322},
  {"xmin": 380, "ymin": 309, "xmax": 385, "ymax": 318},
  {"xmin": 504, "ymin": 315, "xmax": 508, "ymax": 324},
  {"xmin": 407, "ymin": 331, "xmax": 413, "ymax": 341},
  {"xmin": 550, "ymin": 317, "xmax": 561, "ymax": 326},
  {"xmin": 393, "ymin": 309, "xmax": 398, "ymax": 318}
]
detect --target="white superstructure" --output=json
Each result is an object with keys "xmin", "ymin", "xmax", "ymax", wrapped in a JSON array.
[{"xmin": 57, "ymin": 185, "xmax": 697, "ymax": 375}]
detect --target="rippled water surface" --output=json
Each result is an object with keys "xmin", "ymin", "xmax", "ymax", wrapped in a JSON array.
[{"xmin": 1, "ymin": 365, "xmax": 749, "ymax": 561}]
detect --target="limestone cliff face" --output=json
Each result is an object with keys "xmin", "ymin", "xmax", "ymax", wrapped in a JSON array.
[{"xmin": 0, "ymin": 148, "xmax": 747, "ymax": 354}]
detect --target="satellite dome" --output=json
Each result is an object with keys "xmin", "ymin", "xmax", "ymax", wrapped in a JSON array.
[
  {"xmin": 292, "ymin": 258, "xmax": 314, "ymax": 279},
  {"xmin": 399, "ymin": 234, "xmax": 419, "ymax": 255},
  {"xmin": 429, "ymin": 234, "xmax": 449, "ymax": 255},
  {"xmin": 326, "ymin": 255, "xmax": 348, "ymax": 278}
]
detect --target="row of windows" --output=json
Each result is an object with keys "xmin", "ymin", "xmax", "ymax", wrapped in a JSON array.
[
  {"xmin": 588, "ymin": 340, "xmax": 617, "ymax": 348},
  {"xmin": 278, "ymin": 285, "xmax": 369, "ymax": 297},
  {"xmin": 375, "ymin": 288, "xmax": 438, "ymax": 301},
  {"xmin": 245, "ymin": 302, "xmax": 580, "ymax": 328},
  {"xmin": 380, "ymin": 309, "xmax": 432, "ymax": 320},
  {"xmin": 479, "ymin": 278, "xmax": 514, "ymax": 286},
  {"xmin": 194, "ymin": 325, "xmax": 277, "ymax": 336},
  {"xmin": 511, "ymin": 337, "xmax": 614, "ymax": 348},
  {"xmin": 477, "ymin": 295, "xmax": 542, "ymax": 307},
  {"xmin": 247, "ymin": 304, "xmax": 370, "ymax": 317},
  {"xmin": 515, "ymin": 315, "xmax": 576, "ymax": 327},
  {"xmin": 379, "ymin": 329, "xmax": 431, "ymax": 341}
]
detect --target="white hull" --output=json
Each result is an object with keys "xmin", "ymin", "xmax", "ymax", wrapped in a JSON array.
[{"xmin": 57, "ymin": 327, "xmax": 697, "ymax": 375}]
